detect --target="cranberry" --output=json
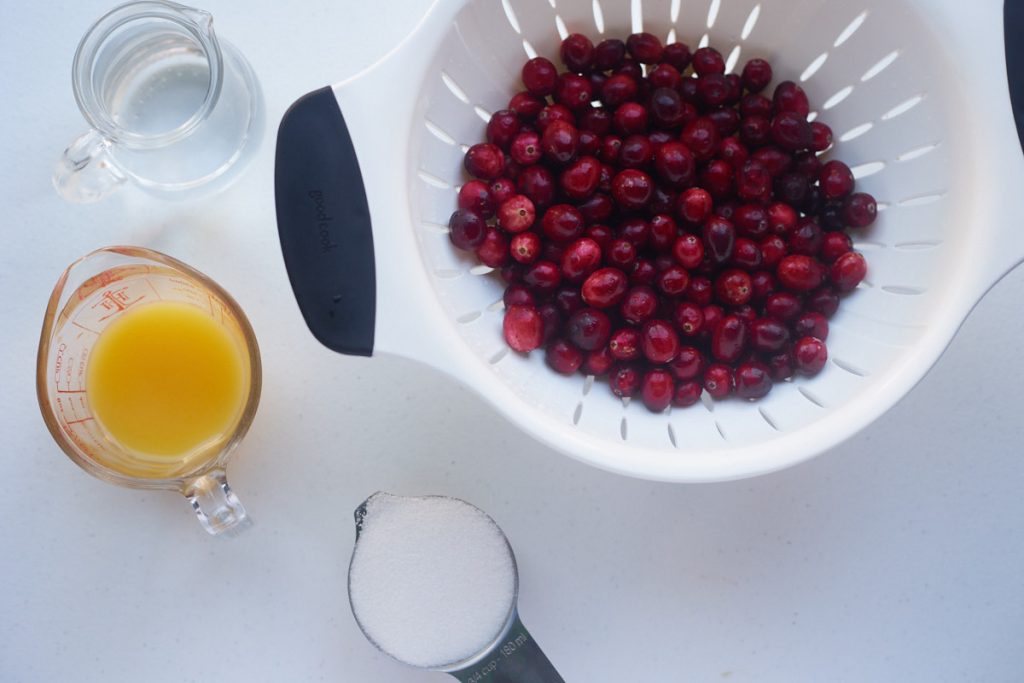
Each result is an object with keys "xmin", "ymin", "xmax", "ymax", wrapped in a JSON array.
[
  {"xmin": 503, "ymin": 285, "xmax": 535, "ymax": 308},
  {"xmin": 560, "ymin": 33, "xmax": 595, "ymax": 72},
  {"xmin": 523, "ymin": 259, "xmax": 561, "ymax": 294},
  {"xmin": 673, "ymin": 301, "xmax": 704, "ymax": 337},
  {"xmin": 819, "ymin": 201, "xmax": 845, "ymax": 231},
  {"xmin": 735, "ymin": 361, "xmax": 772, "ymax": 399},
  {"xmin": 510, "ymin": 232, "xmax": 541, "ymax": 264},
  {"xmin": 702, "ymin": 304, "xmax": 724, "ymax": 334},
  {"xmin": 641, "ymin": 368, "xmax": 675, "ymax": 412},
  {"xmin": 626, "ymin": 32, "xmax": 663, "ymax": 63},
  {"xmin": 476, "ymin": 228, "xmax": 509, "ymax": 267},
  {"xmin": 765, "ymin": 292, "xmax": 802, "ymax": 321},
  {"xmin": 619, "ymin": 285, "xmax": 657, "ymax": 324},
  {"xmin": 541, "ymin": 120, "xmax": 580, "ymax": 165},
  {"xmin": 487, "ymin": 110, "xmax": 521, "ymax": 150},
  {"xmin": 766, "ymin": 349, "xmax": 795, "ymax": 381},
  {"xmin": 770, "ymin": 111, "xmax": 811, "ymax": 151},
  {"xmin": 700, "ymin": 160, "xmax": 733, "ymax": 199},
  {"xmin": 711, "ymin": 314, "xmax": 748, "ymax": 362},
  {"xmin": 517, "ymin": 165, "xmax": 556, "ymax": 207},
  {"xmin": 510, "ymin": 131, "xmax": 542, "ymax": 165},
  {"xmin": 793, "ymin": 336, "xmax": 827, "ymax": 375},
  {"xmin": 609, "ymin": 328, "xmax": 641, "ymax": 361},
  {"xmin": 555, "ymin": 287, "xmax": 583, "ymax": 315},
  {"xmin": 772, "ymin": 80, "xmax": 810, "ymax": 117},
  {"xmin": 739, "ymin": 115, "xmax": 771, "ymax": 147},
  {"xmin": 750, "ymin": 270, "xmax": 776, "ymax": 302},
  {"xmin": 658, "ymin": 266, "xmax": 690, "ymax": 297},
  {"xmin": 703, "ymin": 363, "xmax": 733, "ymax": 399},
  {"xmin": 703, "ymin": 216, "xmax": 736, "ymax": 263},
  {"xmin": 641, "ymin": 319, "xmax": 679, "ymax": 363},
  {"xmin": 458, "ymin": 180, "xmax": 494, "ymax": 218},
  {"xmin": 669, "ymin": 346, "xmax": 705, "ymax": 381},
  {"xmin": 648, "ymin": 63, "xmax": 681, "ymax": 89},
  {"xmin": 750, "ymin": 317, "xmax": 790, "ymax": 353},
  {"xmin": 546, "ymin": 338, "xmax": 584, "ymax": 374},
  {"xmin": 606, "ymin": 239, "xmax": 636, "ymax": 269},
  {"xmin": 594, "ymin": 38, "xmax": 626, "ymax": 70},
  {"xmin": 577, "ymin": 130, "xmax": 600, "ymax": 157},
  {"xmin": 719, "ymin": 136, "xmax": 749, "ymax": 169},
  {"xmin": 697, "ymin": 74, "xmax": 730, "ymax": 107},
  {"xmin": 448, "ymin": 209, "xmax": 486, "ymax": 250},
  {"xmin": 687, "ymin": 276, "xmax": 714, "ymax": 306},
  {"xmin": 774, "ymin": 172, "xmax": 809, "ymax": 207},
  {"xmin": 614, "ymin": 59, "xmax": 643, "ymax": 81},
  {"xmin": 599, "ymin": 135, "xmax": 623, "ymax": 164},
  {"xmin": 777, "ymin": 254, "xmax": 824, "ymax": 292},
  {"xmin": 649, "ymin": 87, "xmax": 685, "ymax": 129},
  {"xmin": 582, "ymin": 267, "xmax": 629, "ymax": 308},
  {"xmin": 731, "ymin": 238, "xmax": 763, "ymax": 269},
  {"xmin": 587, "ymin": 224, "xmax": 614, "ymax": 249},
  {"xmin": 555, "ymin": 73, "xmax": 593, "ymax": 110},
  {"xmin": 678, "ymin": 187, "xmax": 713, "ymax": 224},
  {"xmin": 648, "ymin": 215, "xmax": 677, "ymax": 251},
  {"xmin": 559, "ymin": 155, "xmax": 601, "ymax": 199},
  {"xmin": 820, "ymin": 231, "xmax": 852, "ymax": 263},
  {"xmin": 510, "ymin": 91, "xmax": 545, "ymax": 120},
  {"xmin": 673, "ymin": 380, "xmax": 703, "ymax": 406},
  {"xmin": 614, "ymin": 102, "xmax": 649, "ymax": 134},
  {"xmin": 732, "ymin": 205, "xmax": 767, "ymax": 238},
  {"xmin": 579, "ymin": 109, "xmax": 612, "ymax": 136},
  {"xmin": 741, "ymin": 94, "xmax": 773, "ymax": 118},
  {"xmin": 751, "ymin": 146, "xmax": 792, "ymax": 176},
  {"xmin": 819, "ymin": 160, "xmax": 855, "ymax": 200},
  {"xmin": 522, "ymin": 57, "xmax": 558, "ymax": 96},
  {"xmin": 631, "ymin": 258, "xmax": 658, "ymax": 286},
  {"xmin": 619, "ymin": 135, "xmax": 653, "ymax": 169},
  {"xmin": 789, "ymin": 218, "xmax": 823, "ymax": 256},
  {"xmin": 611, "ymin": 169, "xmax": 654, "ymax": 210},
  {"xmin": 680, "ymin": 117, "xmax": 720, "ymax": 161},
  {"xmin": 767, "ymin": 202, "xmax": 797, "ymax": 235},
  {"xmin": 577, "ymin": 193, "xmax": 614, "ymax": 223},
  {"xmin": 807, "ymin": 286, "xmax": 840, "ymax": 317},
  {"xmin": 793, "ymin": 311, "xmax": 828, "ymax": 340},
  {"xmin": 810, "ymin": 121, "xmax": 833, "ymax": 152},
  {"xmin": 536, "ymin": 104, "xmax": 574, "ymax": 131},
  {"xmin": 464, "ymin": 143, "xmax": 505, "ymax": 180},
  {"xmin": 501, "ymin": 264, "xmax": 524, "ymax": 285},
  {"xmin": 565, "ymin": 307, "xmax": 612, "ymax": 351},
  {"xmin": 802, "ymin": 185, "xmax": 825, "ymax": 216},
  {"xmin": 830, "ymin": 251, "xmax": 867, "ymax": 292},
  {"xmin": 541, "ymin": 204, "xmax": 584, "ymax": 243},
  {"xmin": 601, "ymin": 74, "xmax": 638, "ymax": 108},
  {"xmin": 733, "ymin": 305, "xmax": 757, "ymax": 325},
  {"xmin": 843, "ymin": 192, "xmax": 878, "ymax": 228},
  {"xmin": 497, "ymin": 195, "xmax": 536, "ymax": 233},
  {"xmin": 692, "ymin": 46, "xmax": 725, "ymax": 75},
  {"xmin": 503, "ymin": 305, "xmax": 544, "ymax": 352},
  {"xmin": 537, "ymin": 303, "xmax": 562, "ymax": 343},
  {"xmin": 792, "ymin": 151, "xmax": 822, "ymax": 179},
  {"xmin": 584, "ymin": 346, "xmax": 614, "ymax": 375},
  {"xmin": 561, "ymin": 237, "xmax": 602, "ymax": 282},
  {"xmin": 661, "ymin": 42, "xmax": 692, "ymax": 70},
  {"xmin": 610, "ymin": 363, "xmax": 642, "ymax": 397},
  {"xmin": 673, "ymin": 234, "xmax": 704, "ymax": 269},
  {"xmin": 736, "ymin": 160, "xmax": 772, "ymax": 202},
  {"xmin": 724, "ymin": 74, "xmax": 743, "ymax": 104},
  {"xmin": 741, "ymin": 58, "xmax": 773, "ymax": 93},
  {"xmin": 618, "ymin": 217, "xmax": 650, "ymax": 246},
  {"xmin": 759, "ymin": 235, "xmax": 787, "ymax": 269},
  {"xmin": 715, "ymin": 269, "xmax": 753, "ymax": 306}
]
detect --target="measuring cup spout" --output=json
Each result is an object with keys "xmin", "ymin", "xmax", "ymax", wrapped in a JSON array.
[
  {"xmin": 183, "ymin": 469, "xmax": 250, "ymax": 535},
  {"xmin": 53, "ymin": 130, "xmax": 126, "ymax": 203}
]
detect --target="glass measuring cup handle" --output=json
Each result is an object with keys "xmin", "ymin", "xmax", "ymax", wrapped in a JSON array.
[
  {"xmin": 451, "ymin": 615, "xmax": 565, "ymax": 683},
  {"xmin": 182, "ymin": 468, "xmax": 251, "ymax": 536},
  {"xmin": 53, "ymin": 130, "xmax": 127, "ymax": 203}
]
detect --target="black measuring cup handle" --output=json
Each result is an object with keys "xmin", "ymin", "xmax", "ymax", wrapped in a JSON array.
[
  {"xmin": 451, "ymin": 614, "xmax": 565, "ymax": 683},
  {"xmin": 274, "ymin": 86, "xmax": 376, "ymax": 357}
]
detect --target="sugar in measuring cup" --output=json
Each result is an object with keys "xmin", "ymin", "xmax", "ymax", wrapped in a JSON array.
[
  {"xmin": 348, "ymin": 493, "xmax": 564, "ymax": 682},
  {"xmin": 36, "ymin": 246, "xmax": 261, "ymax": 535}
]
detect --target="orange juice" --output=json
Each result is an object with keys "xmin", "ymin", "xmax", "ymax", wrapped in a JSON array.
[{"xmin": 86, "ymin": 300, "xmax": 248, "ymax": 470}]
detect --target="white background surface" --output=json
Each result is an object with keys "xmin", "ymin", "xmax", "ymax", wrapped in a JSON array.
[{"xmin": 2, "ymin": 1, "xmax": 1023, "ymax": 681}]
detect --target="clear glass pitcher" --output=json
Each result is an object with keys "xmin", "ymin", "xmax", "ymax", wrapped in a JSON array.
[
  {"xmin": 36, "ymin": 247, "xmax": 261, "ymax": 535},
  {"xmin": 54, "ymin": 1, "xmax": 263, "ymax": 202}
]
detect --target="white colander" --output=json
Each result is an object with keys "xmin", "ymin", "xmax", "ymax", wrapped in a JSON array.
[{"xmin": 275, "ymin": 0, "xmax": 1024, "ymax": 482}]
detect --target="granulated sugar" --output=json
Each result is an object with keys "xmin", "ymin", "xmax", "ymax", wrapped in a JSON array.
[{"xmin": 348, "ymin": 493, "xmax": 517, "ymax": 669}]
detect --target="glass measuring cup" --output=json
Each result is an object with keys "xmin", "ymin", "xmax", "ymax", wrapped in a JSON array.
[
  {"xmin": 54, "ymin": 1, "xmax": 263, "ymax": 202},
  {"xmin": 36, "ymin": 246, "xmax": 261, "ymax": 535}
]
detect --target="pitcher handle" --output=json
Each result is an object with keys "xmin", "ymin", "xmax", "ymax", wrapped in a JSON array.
[
  {"xmin": 183, "ymin": 468, "xmax": 251, "ymax": 536},
  {"xmin": 53, "ymin": 130, "xmax": 126, "ymax": 203}
]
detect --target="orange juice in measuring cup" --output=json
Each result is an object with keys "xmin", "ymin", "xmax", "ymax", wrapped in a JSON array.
[{"xmin": 37, "ymin": 247, "xmax": 260, "ymax": 535}]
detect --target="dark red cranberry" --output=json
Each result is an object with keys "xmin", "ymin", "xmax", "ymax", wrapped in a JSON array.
[
  {"xmin": 594, "ymin": 38, "xmax": 626, "ymax": 70},
  {"xmin": 457, "ymin": 180, "xmax": 494, "ymax": 219},
  {"xmin": 561, "ymin": 237, "xmax": 602, "ymax": 282},
  {"xmin": 731, "ymin": 238, "xmax": 763, "ymax": 270},
  {"xmin": 802, "ymin": 185, "xmax": 825, "ymax": 215},
  {"xmin": 464, "ymin": 143, "xmax": 505, "ymax": 180},
  {"xmin": 597, "ymin": 163, "xmax": 615, "ymax": 192},
  {"xmin": 759, "ymin": 235, "xmax": 787, "ymax": 269},
  {"xmin": 522, "ymin": 57, "xmax": 558, "ymax": 96},
  {"xmin": 673, "ymin": 301, "xmax": 704, "ymax": 337},
  {"xmin": 820, "ymin": 231, "xmax": 852, "ymax": 263},
  {"xmin": 501, "ymin": 264, "xmax": 524, "ymax": 285},
  {"xmin": 678, "ymin": 77, "xmax": 699, "ymax": 103},
  {"xmin": 537, "ymin": 303, "xmax": 561, "ymax": 343},
  {"xmin": 793, "ymin": 336, "xmax": 827, "ymax": 375},
  {"xmin": 650, "ymin": 87, "xmax": 685, "ymax": 129},
  {"xmin": 517, "ymin": 165, "xmax": 556, "ymax": 207},
  {"xmin": 641, "ymin": 319, "xmax": 679, "ymax": 363},
  {"xmin": 542, "ymin": 241, "xmax": 566, "ymax": 265},
  {"xmin": 618, "ymin": 217, "xmax": 650, "ymax": 246},
  {"xmin": 599, "ymin": 135, "xmax": 623, "ymax": 164},
  {"xmin": 536, "ymin": 105, "xmax": 573, "ymax": 132},
  {"xmin": 611, "ymin": 169, "xmax": 654, "ymax": 210},
  {"xmin": 724, "ymin": 74, "xmax": 742, "ymax": 103},
  {"xmin": 678, "ymin": 187, "xmax": 713, "ymax": 224},
  {"xmin": 560, "ymin": 156, "xmax": 601, "ymax": 199},
  {"xmin": 793, "ymin": 311, "xmax": 829, "ymax": 340},
  {"xmin": 487, "ymin": 110, "xmax": 521, "ymax": 150},
  {"xmin": 719, "ymin": 136, "xmax": 749, "ymax": 169},
  {"xmin": 687, "ymin": 276, "xmax": 714, "ymax": 306},
  {"xmin": 556, "ymin": 291, "xmax": 583, "ymax": 319},
  {"xmin": 577, "ymin": 193, "xmax": 614, "ymax": 223},
  {"xmin": 766, "ymin": 349, "xmax": 795, "ymax": 381},
  {"xmin": 771, "ymin": 111, "xmax": 811, "ymax": 151},
  {"xmin": 692, "ymin": 46, "xmax": 725, "ymax": 75},
  {"xmin": 740, "ymin": 93, "xmax": 773, "ymax": 118},
  {"xmin": 661, "ymin": 42, "xmax": 692, "ymax": 70},
  {"xmin": 739, "ymin": 114, "xmax": 771, "ymax": 147},
  {"xmin": 618, "ymin": 135, "xmax": 653, "ymax": 169},
  {"xmin": 610, "ymin": 363, "xmax": 642, "ymax": 396},
  {"xmin": 669, "ymin": 346, "xmax": 705, "ymax": 381},
  {"xmin": 541, "ymin": 120, "xmax": 580, "ymax": 164},
  {"xmin": 510, "ymin": 232, "xmax": 541, "ymax": 264},
  {"xmin": 503, "ymin": 305, "xmax": 543, "ymax": 352},
  {"xmin": 697, "ymin": 73, "xmax": 730, "ymax": 107},
  {"xmin": 582, "ymin": 267, "xmax": 629, "ymax": 307},
  {"xmin": 448, "ymin": 209, "xmax": 487, "ymax": 250},
  {"xmin": 733, "ymin": 204, "xmax": 768, "ymax": 238},
  {"xmin": 541, "ymin": 204, "xmax": 584, "ymax": 243},
  {"xmin": 555, "ymin": 73, "xmax": 593, "ymax": 110},
  {"xmin": 715, "ymin": 269, "xmax": 753, "ymax": 306},
  {"xmin": 819, "ymin": 160, "xmax": 855, "ymax": 199},
  {"xmin": 736, "ymin": 160, "xmax": 772, "ymax": 202},
  {"xmin": 830, "ymin": 251, "xmax": 867, "ymax": 292},
  {"xmin": 703, "ymin": 216, "xmax": 736, "ymax": 263},
  {"xmin": 673, "ymin": 380, "xmax": 702, "ymax": 406},
  {"xmin": 648, "ymin": 214, "xmax": 677, "ymax": 251},
  {"xmin": 641, "ymin": 368, "xmax": 675, "ymax": 412},
  {"xmin": 819, "ymin": 201, "xmax": 845, "ymax": 230},
  {"xmin": 601, "ymin": 74, "xmax": 639, "ymax": 108},
  {"xmin": 648, "ymin": 130, "xmax": 674, "ymax": 150},
  {"xmin": 702, "ymin": 304, "xmax": 724, "ymax": 335},
  {"xmin": 767, "ymin": 202, "xmax": 797, "ymax": 236},
  {"xmin": 777, "ymin": 254, "xmax": 824, "ymax": 292},
  {"xmin": 614, "ymin": 59, "xmax": 643, "ymax": 81},
  {"xmin": 843, "ymin": 193, "xmax": 878, "ymax": 228},
  {"xmin": 810, "ymin": 121, "xmax": 833, "ymax": 152},
  {"xmin": 673, "ymin": 234, "xmax": 704, "ymax": 269},
  {"xmin": 476, "ymin": 228, "xmax": 509, "ymax": 267},
  {"xmin": 607, "ymin": 238, "xmax": 637, "ymax": 269},
  {"xmin": 648, "ymin": 63, "xmax": 681, "ymax": 89},
  {"xmin": 772, "ymin": 81, "xmax": 810, "ymax": 117},
  {"xmin": 631, "ymin": 258, "xmax": 658, "ymax": 286},
  {"xmin": 546, "ymin": 338, "xmax": 584, "ymax": 374},
  {"xmin": 620, "ymin": 286, "xmax": 658, "ymax": 325},
  {"xmin": 774, "ymin": 172, "xmax": 809, "ymax": 206},
  {"xmin": 700, "ymin": 160, "xmax": 734, "ymax": 199},
  {"xmin": 735, "ymin": 361, "xmax": 772, "ymax": 399},
  {"xmin": 510, "ymin": 131, "xmax": 542, "ymax": 166},
  {"xmin": 680, "ymin": 117, "xmax": 720, "ymax": 161},
  {"xmin": 626, "ymin": 32, "xmax": 663, "ymax": 63},
  {"xmin": 789, "ymin": 218, "xmax": 823, "ymax": 256},
  {"xmin": 807, "ymin": 286, "xmax": 840, "ymax": 317},
  {"xmin": 560, "ymin": 33, "xmax": 594, "ymax": 72},
  {"xmin": 765, "ymin": 292, "xmax": 802, "ymax": 321},
  {"xmin": 614, "ymin": 102, "xmax": 649, "ymax": 134},
  {"xmin": 658, "ymin": 266, "xmax": 690, "ymax": 297},
  {"xmin": 584, "ymin": 346, "xmax": 614, "ymax": 375},
  {"xmin": 741, "ymin": 58, "xmax": 772, "ymax": 93},
  {"xmin": 579, "ymin": 108, "xmax": 612, "ymax": 135},
  {"xmin": 587, "ymin": 224, "xmax": 614, "ymax": 249},
  {"xmin": 792, "ymin": 151, "xmax": 822, "ymax": 179},
  {"xmin": 566, "ymin": 307, "xmax": 612, "ymax": 351},
  {"xmin": 751, "ymin": 146, "xmax": 792, "ymax": 176},
  {"xmin": 711, "ymin": 314, "xmax": 748, "ymax": 363},
  {"xmin": 503, "ymin": 284, "xmax": 535, "ymax": 308},
  {"xmin": 703, "ymin": 363, "xmax": 733, "ymax": 399},
  {"xmin": 609, "ymin": 328, "xmax": 641, "ymax": 361},
  {"xmin": 523, "ymin": 259, "xmax": 562, "ymax": 294},
  {"xmin": 733, "ymin": 305, "xmax": 757, "ymax": 325},
  {"xmin": 750, "ymin": 317, "xmax": 790, "ymax": 353},
  {"xmin": 750, "ymin": 270, "xmax": 776, "ymax": 302},
  {"xmin": 510, "ymin": 90, "xmax": 545, "ymax": 119}
]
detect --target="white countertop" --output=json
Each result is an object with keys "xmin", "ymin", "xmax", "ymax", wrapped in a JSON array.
[{"xmin": 2, "ymin": 1, "xmax": 1023, "ymax": 681}]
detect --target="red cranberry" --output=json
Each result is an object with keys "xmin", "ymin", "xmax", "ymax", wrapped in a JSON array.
[
  {"xmin": 577, "ymin": 193, "xmax": 614, "ymax": 223},
  {"xmin": 619, "ymin": 135, "xmax": 653, "ymax": 169},
  {"xmin": 711, "ymin": 314, "xmax": 748, "ymax": 363},
  {"xmin": 594, "ymin": 38, "xmax": 626, "ymax": 70},
  {"xmin": 750, "ymin": 270, "xmax": 776, "ymax": 302},
  {"xmin": 522, "ymin": 57, "xmax": 558, "ymax": 96},
  {"xmin": 567, "ymin": 307, "xmax": 612, "ymax": 351},
  {"xmin": 537, "ymin": 303, "xmax": 562, "ymax": 343},
  {"xmin": 619, "ymin": 285, "xmax": 657, "ymax": 325},
  {"xmin": 719, "ymin": 136, "xmax": 749, "ymax": 169},
  {"xmin": 501, "ymin": 264, "xmax": 524, "ymax": 285},
  {"xmin": 723, "ymin": 74, "xmax": 743, "ymax": 104},
  {"xmin": 541, "ymin": 242, "xmax": 565, "ymax": 266},
  {"xmin": 631, "ymin": 258, "xmax": 658, "ymax": 286},
  {"xmin": 658, "ymin": 266, "xmax": 690, "ymax": 297},
  {"xmin": 559, "ymin": 155, "xmax": 601, "ymax": 199},
  {"xmin": 774, "ymin": 172, "xmax": 809, "ymax": 207},
  {"xmin": 497, "ymin": 195, "xmax": 536, "ymax": 233},
  {"xmin": 541, "ymin": 204, "xmax": 584, "ymax": 243},
  {"xmin": 692, "ymin": 46, "xmax": 725, "ymax": 75},
  {"xmin": 673, "ymin": 301, "xmax": 704, "ymax": 337},
  {"xmin": 807, "ymin": 286, "xmax": 840, "ymax": 317},
  {"xmin": 820, "ymin": 231, "xmax": 852, "ymax": 263},
  {"xmin": 614, "ymin": 59, "xmax": 643, "ymax": 80},
  {"xmin": 523, "ymin": 260, "xmax": 562, "ymax": 294},
  {"xmin": 772, "ymin": 81, "xmax": 810, "ymax": 117},
  {"xmin": 703, "ymin": 363, "xmax": 733, "ymax": 399},
  {"xmin": 792, "ymin": 151, "xmax": 822, "ymax": 179},
  {"xmin": 669, "ymin": 346, "xmax": 705, "ymax": 381},
  {"xmin": 536, "ymin": 104, "xmax": 574, "ymax": 131},
  {"xmin": 733, "ymin": 305, "xmax": 757, "ymax": 325},
  {"xmin": 604, "ymin": 237, "xmax": 634, "ymax": 267},
  {"xmin": 732, "ymin": 204, "xmax": 767, "ymax": 238},
  {"xmin": 765, "ymin": 292, "xmax": 802, "ymax": 321},
  {"xmin": 699, "ymin": 160, "xmax": 732, "ymax": 199},
  {"xmin": 510, "ymin": 91, "xmax": 544, "ymax": 120},
  {"xmin": 448, "ymin": 209, "xmax": 486, "ymax": 250},
  {"xmin": 464, "ymin": 143, "xmax": 505, "ymax": 180},
  {"xmin": 793, "ymin": 311, "xmax": 829, "ymax": 340},
  {"xmin": 541, "ymin": 120, "xmax": 580, "ymax": 165},
  {"xmin": 751, "ymin": 146, "xmax": 792, "ymax": 176},
  {"xmin": 766, "ymin": 349, "xmax": 795, "ymax": 381},
  {"xmin": 777, "ymin": 254, "xmax": 824, "ymax": 292},
  {"xmin": 601, "ymin": 74, "xmax": 639, "ymax": 108},
  {"xmin": 793, "ymin": 336, "xmax": 827, "ymax": 375},
  {"xmin": 555, "ymin": 73, "xmax": 593, "ymax": 110},
  {"xmin": 517, "ymin": 165, "xmax": 556, "ymax": 207},
  {"xmin": 741, "ymin": 93, "xmax": 773, "ymax": 118},
  {"xmin": 503, "ymin": 285, "xmax": 535, "ymax": 308},
  {"xmin": 650, "ymin": 87, "xmax": 685, "ymax": 129},
  {"xmin": 702, "ymin": 304, "xmax": 724, "ymax": 335},
  {"xmin": 503, "ymin": 305, "xmax": 543, "ymax": 352},
  {"xmin": 680, "ymin": 117, "xmax": 720, "ymax": 161},
  {"xmin": 810, "ymin": 121, "xmax": 833, "ymax": 152},
  {"xmin": 476, "ymin": 228, "xmax": 509, "ymax": 267},
  {"xmin": 641, "ymin": 319, "xmax": 679, "ymax": 363},
  {"xmin": 587, "ymin": 224, "xmax": 614, "ymax": 249},
  {"xmin": 703, "ymin": 216, "xmax": 736, "ymax": 263},
  {"xmin": 648, "ymin": 214, "xmax": 677, "ymax": 251},
  {"xmin": 611, "ymin": 169, "xmax": 654, "ymax": 210},
  {"xmin": 626, "ymin": 32, "xmax": 663, "ymax": 63},
  {"xmin": 668, "ymin": 380, "xmax": 699, "ymax": 406},
  {"xmin": 678, "ymin": 187, "xmax": 714, "ymax": 224},
  {"xmin": 599, "ymin": 135, "xmax": 623, "ymax": 164},
  {"xmin": 618, "ymin": 217, "xmax": 650, "ymax": 246},
  {"xmin": 614, "ymin": 102, "xmax": 649, "ymax": 135},
  {"xmin": 560, "ymin": 33, "xmax": 594, "ymax": 72},
  {"xmin": 487, "ymin": 110, "xmax": 521, "ymax": 150},
  {"xmin": 510, "ymin": 232, "xmax": 541, "ymax": 264},
  {"xmin": 579, "ymin": 109, "xmax": 612, "ymax": 136},
  {"xmin": 750, "ymin": 317, "xmax": 791, "ymax": 353},
  {"xmin": 739, "ymin": 115, "xmax": 771, "ymax": 147},
  {"xmin": 731, "ymin": 238, "xmax": 763, "ymax": 270},
  {"xmin": 510, "ymin": 131, "xmax": 542, "ymax": 165},
  {"xmin": 577, "ymin": 130, "xmax": 601, "ymax": 157},
  {"xmin": 687, "ymin": 276, "xmax": 714, "ymax": 306},
  {"xmin": 661, "ymin": 42, "xmax": 692, "ymax": 70},
  {"xmin": 735, "ymin": 361, "xmax": 772, "ymax": 399},
  {"xmin": 697, "ymin": 74, "xmax": 730, "ymax": 107},
  {"xmin": 641, "ymin": 368, "xmax": 675, "ymax": 412},
  {"xmin": 609, "ymin": 328, "xmax": 641, "ymax": 361},
  {"xmin": 802, "ymin": 185, "xmax": 825, "ymax": 215},
  {"xmin": 584, "ymin": 346, "xmax": 614, "ymax": 375},
  {"xmin": 741, "ymin": 58, "xmax": 772, "ymax": 93},
  {"xmin": 561, "ymin": 237, "xmax": 602, "ymax": 282},
  {"xmin": 843, "ymin": 192, "xmax": 878, "ymax": 228},
  {"xmin": 673, "ymin": 234, "xmax": 704, "ymax": 269},
  {"xmin": 819, "ymin": 160, "xmax": 855, "ymax": 200},
  {"xmin": 736, "ymin": 160, "xmax": 772, "ymax": 202},
  {"xmin": 789, "ymin": 218, "xmax": 823, "ymax": 256},
  {"xmin": 770, "ymin": 111, "xmax": 811, "ymax": 151},
  {"xmin": 582, "ymin": 267, "xmax": 629, "ymax": 308},
  {"xmin": 546, "ymin": 338, "xmax": 584, "ymax": 374},
  {"xmin": 759, "ymin": 235, "xmax": 787, "ymax": 269},
  {"xmin": 648, "ymin": 63, "xmax": 681, "ymax": 89},
  {"xmin": 458, "ymin": 180, "xmax": 494, "ymax": 218},
  {"xmin": 715, "ymin": 269, "xmax": 753, "ymax": 306},
  {"xmin": 610, "ymin": 363, "xmax": 642, "ymax": 397},
  {"xmin": 767, "ymin": 202, "xmax": 797, "ymax": 235},
  {"xmin": 830, "ymin": 251, "xmax": 867, "ymax": 292}
]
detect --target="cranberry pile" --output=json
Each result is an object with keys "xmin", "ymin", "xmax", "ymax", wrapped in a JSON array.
[{"xmin": 448, "ymin": 32, "xmax": 877, "ymax": 412}]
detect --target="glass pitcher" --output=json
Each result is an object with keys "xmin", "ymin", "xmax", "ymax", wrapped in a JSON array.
[
  {"xmin": 36, "ymin": 247, "xmax": 261, "ymax": 535},
  {"xmin": 54, "ymin": 1, "xmax": 263, "ymax": 202}
]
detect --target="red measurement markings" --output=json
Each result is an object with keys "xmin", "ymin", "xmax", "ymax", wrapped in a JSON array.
[{"xmin": 90, "ymin": 286, "xmax": 145, "ymax": 322}]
